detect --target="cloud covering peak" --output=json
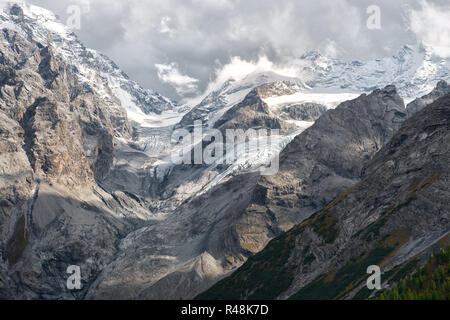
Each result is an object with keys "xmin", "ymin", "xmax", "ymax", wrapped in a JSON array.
[{"xmin": 28, "ymin": 0, "xmax": 450, "ymax": 100}]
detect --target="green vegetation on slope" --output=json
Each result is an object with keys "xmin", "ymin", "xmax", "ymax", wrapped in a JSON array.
[
  {"xmin": 195, "ymin": 230, "xmax": 297, "ymax": 300},
  {"xmin": 195, "ymin": 174, "xmax": 440, "ymax": 300},
  {"xmin": 289, "ymin": 230, "xmax": 408, "ymax": 300},
  {"xmin": 352, "ymin": 257, "xmax": 420, "ymax": 300},
  {"xmin": 377, "ymin": 246, "xmax": 450, "ymax": 300},
  {"xmin": 195, "ymin": 183, "xmax": 363, "ymax": 300},
  {"xmin": 289, "ymin": 246, "xmax": 394, "ymax": 300}
]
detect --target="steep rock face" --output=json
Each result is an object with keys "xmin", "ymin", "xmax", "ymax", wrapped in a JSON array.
[
  {"xmin": 214, "ymin": 83, "xmax": 300, "ymax": 133},
  {"xmin": 20, "ymin": 97, "xmax": 93, "ymax": 187},
  {"xmin": 87, "ymin": 172, "xmax": 261, "ymax": 300},
  {"xmin": 214, "ymin": 89, "xmax": 281, "ymax": 131},
  {"xmin": 99, "ymin": 80, "xmax": 312, "ymax": 214},
  {"xmin": 2, "ymin": 2, "xmax": 449, "ymax": 301},
  {"xmin": 0, "ymin": 27, "xmax": 127, "ymax": 186},
  {"xmin": 177, "ymin": 76, "xmax": 303, "ymax": 132},
  {"xmin": 0, "ymin": 23, "xmax": 145, "ymax": 299},
  {"xmin": 87, "ymin": 86, "xmax": 408, "ymax": 300},
  {"xmin": 198, "ymin": 93, "xmax": 450, "ymax": 300},
  {"xmin": 230, "ymin": 85, "xmax": 407, "ymax": 256},
  {"xmin": 1, "ymin": 3, "xmax": 175, "ymax": 117},
  {"xmin": 281, "ymin": 103, "xmax": 327, "ymax": 121},
  {"xmin": 0, "ymin": 110, "xmax": 35, "ymax": 298},
  {"xmin": 406, "ymin": 80, "xmax": 450, "ymax": 117}
]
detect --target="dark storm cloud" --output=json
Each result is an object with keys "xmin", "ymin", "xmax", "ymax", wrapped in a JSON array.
[{"xmin": 28, "ymin": 0, "xmax": 450, "ymax": 101}]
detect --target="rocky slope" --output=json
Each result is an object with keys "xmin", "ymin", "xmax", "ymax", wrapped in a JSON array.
[
  {"xmin": 1, "ymin": 1, "xmax": 450, "ymax": 301},
  {"xmin": 406, "ymin": 80, "xmax": 450, "ymax": 117},
  {"xmin": 223, "ymin": 85, "xmax": 407, "ymax": 256},
  {"xmin": 0, "ymin": 4, "xmax": 156, "ymax": 299},
  {"xmin": 198, "ymin": 93, "xmax": 450, "ymax": 300},
  {"xmin": 0, "ymin": 3, "xmax": 176, "ymax": 121},
  {"xmin": 280, "ymin": 103, "xmax": 327, "ymax": 122},
  {"xmin": 214, "ymin": 81, "xmax": 319, "ymax": 133},
  {"xmin": 0, "ymin": 4, "xmax": 320, "ymax": 299},
  {"xmin": 87, "ymin": 85, "xmax": 410, "ymax": 299}
]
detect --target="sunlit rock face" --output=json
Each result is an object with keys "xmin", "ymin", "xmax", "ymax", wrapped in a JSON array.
[{"xmin": 1, "ymin": 2, "xmax": 449, "ymax": 300}]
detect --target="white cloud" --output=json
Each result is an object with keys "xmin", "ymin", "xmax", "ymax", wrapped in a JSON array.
[
  {"xmin": 318, "ymin": 39, "xmax": 339, "ymax": 59},
  {"xmin": 211, "ymin": 55, "xmax": 298, "ymax": 87},
  {"xmin": 410, "ymin": 0, "xmax": 450, "ymax": 57},
  {"xmin": 155, "ymin": 62, "xmax": 199, "ymax": 95},
  {"xmin": 159, "ymin": 16, "xmax": 174, "ymax": 37},
  {"xmin": 179, "ymin": 54, "xmax": 301, "ymax": 106},
  {"xmin": 30, "ymin": 0, "xmax": 432, "ymax": 100}
]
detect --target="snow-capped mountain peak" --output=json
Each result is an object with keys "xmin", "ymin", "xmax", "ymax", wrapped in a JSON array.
[
  {"xmin": 296, "ymin": 43, "xmax": 450, "ymax": 103},
  {"xmin": 0, "ymin": 2, "xmax": 176, "ymax": 124}
]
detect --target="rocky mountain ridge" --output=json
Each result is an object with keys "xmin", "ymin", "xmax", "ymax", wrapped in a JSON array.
[
  {"xmin": 1, "ymin": 2, "xmax": 450, "ymax": 301},
  {"xmin": 0, "ymin": 3, "xmax": 176, "ymax": 120},
  {"xmin": 0, "ymin": 3, "xmax": 156, "ymax": 299},
  {"xmin": 86, "ymin": 85, "xmax": 413, "ymax": 299},
  {"xmin": 198, "ymin": 92, "xmax": 450, "ymax": 300}
]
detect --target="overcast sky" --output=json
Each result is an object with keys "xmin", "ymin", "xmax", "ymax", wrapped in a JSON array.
[{"xmin": 27, "ymin": 0, "xmax": 450, "ymax": 102}]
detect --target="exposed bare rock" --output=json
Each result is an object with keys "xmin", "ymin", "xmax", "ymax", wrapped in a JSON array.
[
  {"xmin": 198, "ymin": 93, "xmax": 450, "ymax": 300},
  {"xmin": 2, "ymin": 2, "xmax": 450, "ymax": 302},
  {"xmin": 281, "ymin": 103, "xmax": 327, "ymax": 121},
  {"xmin": 253, "ymin": 81, "xmax": 298, "ymax": 98},
  {"xmin": 87, "ymin": 86, "xmax": 408, "ymax": 300},
  {"xmin": 0, "ymin": 110, "xmax": 34, "ymax": 279},
  {"xmin": 406, "ymin": 80, "xmax": 450, "ymax": 117},
  {"xmin": 177, "ymin": 78, "xmax": 302, "ymax": 132},
  {"xmin": 86, "ymin": 172, "xmax": 260, "ymax": 300},
  {"xmin": 214, "ymin": 82, "xmax": 303, "ymax": 133},
  {"xmin": 0, "ymin": 24, "xmax": 146, "ymax": 299},
  {"xmin": 228, "ymin": 85, "xmax": 407, "ymax": 256},
  {"xmin": 20, "ymin": 97, "xmax": 93, "ymax": 187}
]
